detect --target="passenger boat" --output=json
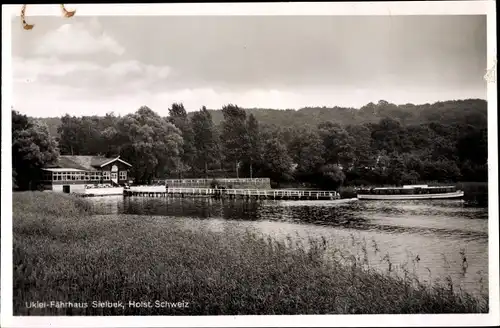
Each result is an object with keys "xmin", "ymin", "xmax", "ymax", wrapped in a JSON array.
[{"xmin": 356, "ymin": 184, "xmax": 464, "ymax": 200}]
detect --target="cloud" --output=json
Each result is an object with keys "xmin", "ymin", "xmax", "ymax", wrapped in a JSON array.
[
  {"xmin": 34, "ymin": 20, "xmax": 125, "ymax": 56},
  {"xmin": 13, "ymin": 56, "xmax": 172, "ymax": 93},
  {"xmin": 106, "ymin": 60, "xmax": 171, "ymax": 80},
  {"xmin": 13, "ymin": 56, "xmax": 99, "ymax": 83},
  {"xmin": 11, "ymin": 16, "xmax": 485, "ymax": 118}
]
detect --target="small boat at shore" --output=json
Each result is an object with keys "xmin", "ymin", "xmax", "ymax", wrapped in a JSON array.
[{"xmin": 357, "ymin": 184, "xmax": 464, "ymax": 200}]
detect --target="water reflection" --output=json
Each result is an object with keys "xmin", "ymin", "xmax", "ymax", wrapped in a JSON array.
[{"xmin": 89, "ymin": 196, "xmax": 488, "ymax": 296}]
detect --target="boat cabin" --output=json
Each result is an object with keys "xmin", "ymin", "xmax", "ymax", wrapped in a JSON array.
[
  {"xmin": 41, "ymin": 155, "xmax": 132, "ymax": 193},
  {"xmin": 356, "ymin": 184, "xmax": 463, "ymax": 200},
  {"xmin": 358, "ymin": 185, "xmax": 457, "ymax": 195}
]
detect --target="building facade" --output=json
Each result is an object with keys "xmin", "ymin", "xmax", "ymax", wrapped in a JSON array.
[{"xmin": 41, "ymin": 155, "xmax": 132, "ymax": 193}]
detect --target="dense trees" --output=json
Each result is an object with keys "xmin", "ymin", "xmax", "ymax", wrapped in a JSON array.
[
  {"xmin": 220, "ymin": 104, "xmax": 249, "ymax": 178},
  {"xmin": 168, "ymin": 103, "xmax": 196, "ymax": 177},
  {"xmin": 14, "ymin": 99, "xmax": 488, "ymax": 190},
  {"xmin": 246, "ymin": 114, "xmax": 262, "ymax": 179},
  {"xmin": 259, "ymin": 138, "xmax": 293, "ymax": 184},
  {"xmin": 58, "ymin": 113, "xmax": 120, "ymax": 156},
  {"xmin": 113, "ymin": 106, "xmax": 184, "ymax": 183},
  {"xmin": 12, "ymin": 111, "xmax": 59, "ymax": 190},
  {"xmin": 191, "ymin": 106, "xmax": 220, "ymax": 177}
]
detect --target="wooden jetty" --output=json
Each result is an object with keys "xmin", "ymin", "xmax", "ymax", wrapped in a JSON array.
[{"xmin": 124, "ymin": 187, "xmax": 341, "ymax": 201}]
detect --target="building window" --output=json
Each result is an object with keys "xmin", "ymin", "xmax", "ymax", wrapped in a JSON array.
[
  {"xmin": 119, "ymin": 171, "xmax": 127, "ymax": 180},
  {"xmin": 103, "ymin": 171, "xmax": 110, "ymax": 180}
]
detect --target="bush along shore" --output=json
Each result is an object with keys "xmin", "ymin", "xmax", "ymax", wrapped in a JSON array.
[{"xmin": 13, "ymin": 192, "xmax": 488, "ymax": 315}]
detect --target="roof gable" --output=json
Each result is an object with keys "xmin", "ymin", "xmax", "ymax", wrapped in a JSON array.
[{"xmin": 99, "ymin": 157, "xmax": 133, "ymax": 168}]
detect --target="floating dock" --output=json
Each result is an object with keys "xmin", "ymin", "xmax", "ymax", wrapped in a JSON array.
[{"xmin": 124, "ymin": 187, "xmax": 341, "ymax": 200}]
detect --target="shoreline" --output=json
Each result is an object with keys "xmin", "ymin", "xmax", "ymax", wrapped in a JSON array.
[{"xmin": 13, "ymin": 192, "xmax": 488, "ymax": 315}]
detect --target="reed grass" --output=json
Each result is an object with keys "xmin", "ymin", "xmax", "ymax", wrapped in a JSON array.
[{"xmin": 13, "ymin": 192, "xmax": 488, "ymax": 315}]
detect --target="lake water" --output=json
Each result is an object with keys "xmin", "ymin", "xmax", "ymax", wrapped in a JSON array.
[{"xmin": 89, "ymin": 196, "xmax": 489, "ymax": 297}]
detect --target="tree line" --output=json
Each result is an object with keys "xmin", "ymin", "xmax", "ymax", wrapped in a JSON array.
[{"xmin": 12, "ymin": 99, "xmax": 487, "ymax": 190}]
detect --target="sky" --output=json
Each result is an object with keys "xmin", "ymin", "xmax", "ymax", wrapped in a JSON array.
[{"xmin": 11, "ymin": 15, "xmax": 487, "ymax": 117}]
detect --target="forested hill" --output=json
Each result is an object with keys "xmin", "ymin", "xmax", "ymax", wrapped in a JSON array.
[
  {"xmin": 34, "ymin": 99, "xmax": 487, "ymax": 138},
  {"xmin": 197, "ymin": 99, "xmax": 487, "ymax": 128},
  {"xmin": 14, "ymin": 98, "xmax": 487, "ymax": 190}
]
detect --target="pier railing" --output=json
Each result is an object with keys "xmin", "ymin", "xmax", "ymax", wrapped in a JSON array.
[
  {"xmin": 127, "ymin": 186, "xmax": 340, "ymax": 200},
  {"xmin": 163, "ymin": 178, "xmax": 270, "ymax": 184}
]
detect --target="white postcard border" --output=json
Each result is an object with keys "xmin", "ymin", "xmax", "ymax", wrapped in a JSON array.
[{"xmin": 1, "ymin": 1, "xmax": 498, "ymax": 327}]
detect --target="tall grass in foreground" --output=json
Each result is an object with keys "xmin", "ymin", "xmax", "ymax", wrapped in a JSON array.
[{"xmin": 13, "ymin": 192, "xmax": 488, "ymax": 315}]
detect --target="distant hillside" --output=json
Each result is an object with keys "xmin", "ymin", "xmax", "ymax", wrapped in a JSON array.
[
  {"xmin": 193, "ymin": 99, "xmax": 487, "ymax": 129},
  {"xmin": 33, "ymin": 99, "xmax": 487, "ymax": 138}
]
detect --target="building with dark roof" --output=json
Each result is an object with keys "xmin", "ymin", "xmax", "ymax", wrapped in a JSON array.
[{"xmin": 41, "ymin": 155, "xmax": 132, "ymax": 193}]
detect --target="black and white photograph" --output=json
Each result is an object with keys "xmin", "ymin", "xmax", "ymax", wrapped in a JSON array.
[{"xmin": 1, "ymin": 2, "xmax": 498, "ymax": 327}]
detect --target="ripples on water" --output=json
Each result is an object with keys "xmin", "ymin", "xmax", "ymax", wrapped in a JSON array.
[{"xmin": 90, "ymin": 196, "xmax": 489, "ymax": 296}]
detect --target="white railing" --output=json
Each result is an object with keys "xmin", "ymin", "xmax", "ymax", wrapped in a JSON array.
[
  {"xmin": 161, "ymin": 178, "xmax": 270, "ymax": 184},
  {"xmin": 85, "ymin": 187, "xmax": 124, "ymax": 195},
  {"xmin": 129, "ymin": 186, "xmax": 167, "ymax": 192},
  {"xmin": 128, "ymin": 186, "xmax": 339, "ymax": 198}
]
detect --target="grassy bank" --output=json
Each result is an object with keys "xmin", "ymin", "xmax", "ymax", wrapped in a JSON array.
[{"xmin": 13, "ymin": 192, "xmax": 488, "ymax": 315}]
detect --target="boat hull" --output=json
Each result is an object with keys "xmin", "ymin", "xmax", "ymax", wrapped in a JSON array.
[{"xmin": 357, "ymin": 191, "xmax": 464, "ymax": 200}]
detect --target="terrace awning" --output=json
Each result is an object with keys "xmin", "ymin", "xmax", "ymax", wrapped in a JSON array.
[{"xmin": 41, "ymin": 168, "xmax": 87, "ymax": 172}]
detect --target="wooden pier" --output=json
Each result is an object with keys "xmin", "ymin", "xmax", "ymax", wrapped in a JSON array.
[{"xmin": 124, "ymin": 187, "xmax": 341, "ymax": 201}]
